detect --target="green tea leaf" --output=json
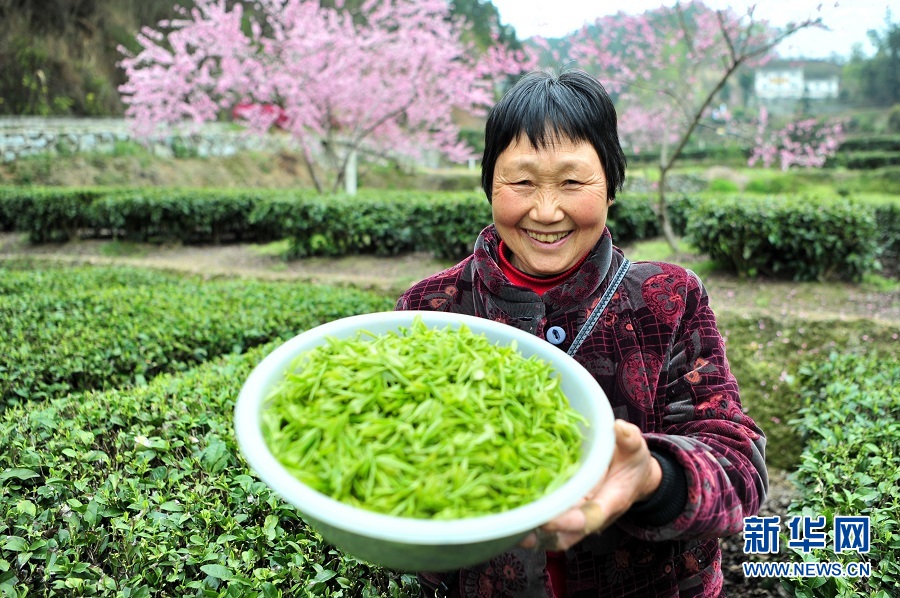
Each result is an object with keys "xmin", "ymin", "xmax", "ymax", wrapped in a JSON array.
[
  {"xmin": 200, "ymin": 564, "xmax": 234, "ymax": 581},
  {"xmin": 0, "ymin": 469, "xmax": 39, "ymax": 483}
]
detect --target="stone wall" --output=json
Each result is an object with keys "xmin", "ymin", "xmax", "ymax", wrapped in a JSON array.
[{"xmin": 0, "ymin": 117, "xmax": 292, "ymax": 162}]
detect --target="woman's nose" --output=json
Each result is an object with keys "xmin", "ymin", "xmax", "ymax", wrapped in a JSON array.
[{"xmin": 529, "ymin": 191, "xmax": 564, "ymax": 223}]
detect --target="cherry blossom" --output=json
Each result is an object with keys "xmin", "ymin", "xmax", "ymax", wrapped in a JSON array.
[{"xmin": 119, "ymin": 0, "xmax": 535, "ymax": 192}]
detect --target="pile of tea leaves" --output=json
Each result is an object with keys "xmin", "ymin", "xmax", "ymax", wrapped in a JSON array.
[{"xmin": 261, "ymin": 317, "xmax": 587, "ymax": 519}]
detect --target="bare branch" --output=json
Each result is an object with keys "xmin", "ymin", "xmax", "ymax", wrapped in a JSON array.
[
  {"xmin": 716, "ymin": 10, "xmax": 739, "ymax": 67},
  {"xmin": 674, "ymin": 3, "xmax": 695, "ymax": 55}
]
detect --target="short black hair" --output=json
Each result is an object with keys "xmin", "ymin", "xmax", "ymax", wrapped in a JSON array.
[{"xmin": 481, "ymin": 69, "xmax": 627, "ymax": 203}]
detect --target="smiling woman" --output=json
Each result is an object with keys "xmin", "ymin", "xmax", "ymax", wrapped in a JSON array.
[
  {"xmin": 395, "ymin": 69, "xmax": 768, "ymax": 598},
  {"xmin": 491, "ymin": 136, "xmax": 611, "ymax": 277}
]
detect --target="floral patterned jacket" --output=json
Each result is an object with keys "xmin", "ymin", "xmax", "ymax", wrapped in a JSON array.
[{"xmin": 395, "ymin": 225, "xmax": 768, "ymax": 597}]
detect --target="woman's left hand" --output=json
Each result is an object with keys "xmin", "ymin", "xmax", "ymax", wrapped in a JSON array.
[{"xmin": 520, "ymin": 419, "xmax": 663, "ymax": 552}]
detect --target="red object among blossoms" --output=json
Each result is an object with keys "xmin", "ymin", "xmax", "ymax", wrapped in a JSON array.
[
  {"xmin": 232, "ymin": 102, "xmax": 289, "ymax": 130},
  {"xmin": 117, "ymin": 0, "xmax": 535, "ymax": 189}
]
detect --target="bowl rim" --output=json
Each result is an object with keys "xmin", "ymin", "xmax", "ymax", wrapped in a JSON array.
[{"xmin": 234, "ymin": 310, "xmax": 615, "ymax": 546}]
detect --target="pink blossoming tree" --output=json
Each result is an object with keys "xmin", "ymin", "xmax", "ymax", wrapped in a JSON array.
[
  {"xmin": 118, "ymin": 0, "xmax": 534, "ymax": 193},
  {"xmin": 564, "ymin": 1, "xmax": 827, "ymax": 250}
]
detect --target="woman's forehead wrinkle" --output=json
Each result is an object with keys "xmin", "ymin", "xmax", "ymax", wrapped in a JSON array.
[{"xmin": 501, "ymin": 157, "xmax": 592, "ymax": 175}]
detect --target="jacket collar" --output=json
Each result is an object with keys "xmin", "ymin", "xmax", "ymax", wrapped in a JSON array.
[{"xmin": 472, "ymin": 224, "xmax": 619, "ymax": 317}]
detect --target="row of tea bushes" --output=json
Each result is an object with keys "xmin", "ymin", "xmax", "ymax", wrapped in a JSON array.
[
  {"xmin": 0, "ymin": 186, "xmax": 687, "ymax": 260},
  {"xmin": 827, "ymin": 134, "xmax": 900, "ymax": 170},
  {"xmin": 781, "ymin": 352, "xmax": 900, "ymax": 597},
  {"xmin": 0, "ymin": 260, "xmax": 393, "ymax": 406},
  {"xmin": 0, "ymin": 344, "xmax": 419, "ymax": 597},
  {"xmin": 0, "ymin": 187, "xmax": 308, "ymax": 245},
  {"xmin": 685, "ymin": 195, "xmax": 885, "ymax": 281},
  {"xmin": 1, "ymin": 185, "xmax": 895, "ymax": 278}
]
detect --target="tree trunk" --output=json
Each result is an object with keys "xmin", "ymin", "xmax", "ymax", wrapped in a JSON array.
[
  {"xmin": 658, "ymin": 127, "xmax": 679, "ymax": 252},
  {"xmin": 344, "ymin": 148, "xmax": 358, "ymax": 196},
  {"xmin": 301, "ymin": 151, "xmax": 324, "ymax": 194},
  {"xmin": 657, "ymin": 168, "xmax": 679, "ymax": 252}
]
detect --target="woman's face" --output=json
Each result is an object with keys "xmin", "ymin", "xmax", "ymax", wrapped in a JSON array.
[{"xmin": 491, "ymin": 135, "xmax": 612, "ymax": 277}]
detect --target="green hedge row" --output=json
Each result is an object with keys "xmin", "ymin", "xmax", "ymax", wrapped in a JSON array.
[
  {"xmin": 838, "ymin": 135, "xmax": 900, "ymax": 153},
  {"xmin": 685, "ymin": 195, "xmax": 881, "ymax": 281},
  {"xmin": 0, "ymin": 186, "xmax": 685, "ymax": 261},
  {"xmin": 0, "ymin": 187, "xmax": 306, "ymax": 244},
  {"xmin": 826, "ymin": 151, "xmax": 900, "ymax": 170},
  {"xmin": 781, "ymin": 352, "xmax": 900, "ymax": 597},
  {"xmin": 0, "ymin": 261, "xmax": 393, "ymax": 407},
  {"xmin": 0, "ymin": 345, "xmax": 419, "ymax": 597},
  {"xmin": 1, "ymin": 186, "xmax": 895, "ymax": 279},
  {"xmin": 626, "ymin": 145, "xmax": 748, "ymax": 164}
]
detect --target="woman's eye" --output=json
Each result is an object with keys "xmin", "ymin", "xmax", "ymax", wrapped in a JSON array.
[
  {"xmin": 512, "ymin": 180, "xmax": 532, "ymax": 186},
  {"xmin": 564, "ymin": 180, "xmax": 583, "ymax": 187}
]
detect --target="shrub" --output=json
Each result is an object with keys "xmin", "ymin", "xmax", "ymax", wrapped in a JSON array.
[
  {"xmin": 0, "ymin": 187, "xmax": 26, "ymax": 231},
  {"xmin": 607, "ymin": 194, "xmax": 659, "ymax": 243},
  {"xmin": 869, "ymin": 197, "xmax": 900, "ymax": 277},
  {"xmin": 715, "ymin": 314, "xmax": 900, "ymax": 471},
  {"xmin": 888, "ymin": 104, "xmax": 900, "ymax": 134},
  {"xmin": 685, "ymin": 195, "xmax": 880, "ymax": 281},
  {"xmin": 0, "ymin": 346, "xmax": 419, "ymax": 596},
  {"xmin": 278, "ymin": 192, "xmax": 428, "ymax": 259},
  {"xmin": 826, "ymin": 150, "xmax": 900, "ymax": 170},
  {"xmin": 745, "ymin": 175, "xmax": 801, "ymax": 195},
  {"xmin": 407, "ymin": 191, "xmax": 492, "ymax": 260},
  {"xmin": 89, "ymin": 188, "xmax": 270, "ymax": 244},
  {"xmin": 666, "ymin": 195, "xmax": 700, "ymax": 236},
  {"xmin": 833, "ymin": 167, "xmax": 900, "ymax": 196},
  {"xmin": 837, "ymin": 134, "xmax": 900, "ymax": 153},
  {"xmin": 0, "ymin": 261, "xmax": 393, "ymax": 406},
  {"xmin": 708, "ymin": 178, "xmax": 740, "ymax": 193},
  {"xmin": 780, "ymin": 352, "xmax": 900, "ymax": 597},
  {"xmin": 0, "ymin": 186, "xmax": 104, "ymax": 242}
]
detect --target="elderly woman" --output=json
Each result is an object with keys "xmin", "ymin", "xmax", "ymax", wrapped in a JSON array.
[{"xmin": 395, "ymin": 69, "xmax": 767, "ymax": 598}]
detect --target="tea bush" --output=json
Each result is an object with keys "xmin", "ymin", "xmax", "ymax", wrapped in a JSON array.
[
  {"xmin": 0, "ymin": 346, "xmax": 418, "ymax": 597},
  {"xmin": 0, "ymin": 186, "xmax": 105, "ymax": 242},
  {"xmin": 0, "ymin": 261, "xmax": 393, "ymax": 406},
  {"xmin": 781, "ymin": 352, "xmax": 900, "ymax": 597},
  {"xmin": 827, "ymin": 151, "xmax": 900, "ymax": 170},
  {"xmin": 837, "ymin": 135, "xmax": 900, "ymax": 153},
  {"xmin": 250, "ymin": 190, "xmax": 491, "ymax": 260},
  {"xmin": 685, "ymin": 195, "xmax": 880, "ymax": 281},
  {"xmin": 89, "ymin": 188, "xmax": 271, "ymax": 244}
]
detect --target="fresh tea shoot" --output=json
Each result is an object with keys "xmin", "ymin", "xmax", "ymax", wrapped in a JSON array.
[{"xmin": 261, "ymin": 317, "xmax": 587, "ymax": 519}]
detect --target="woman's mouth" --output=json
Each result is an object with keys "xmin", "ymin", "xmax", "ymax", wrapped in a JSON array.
[{"xmin": 525, "ymin": 230, "xmax": 572, "ymax": 244}]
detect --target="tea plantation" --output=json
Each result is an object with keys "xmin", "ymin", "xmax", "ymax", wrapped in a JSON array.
[{"xmin": 1, "ymin": 260, "xmax": 898, "ymax": 597}]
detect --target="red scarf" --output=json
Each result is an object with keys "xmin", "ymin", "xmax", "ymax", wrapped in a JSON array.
[{"xmin": 497, "ymin": 240, "xmax": 590, "ymax": 296}]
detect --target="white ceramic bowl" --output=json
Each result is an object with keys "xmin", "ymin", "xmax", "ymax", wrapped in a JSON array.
[{"xmin": 234, "ymin": 311, "xmax": 615, "ymax": 572}]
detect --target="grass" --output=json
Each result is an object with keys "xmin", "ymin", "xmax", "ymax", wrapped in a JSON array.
[
  {"xmin": 862, "ymin": 272, "xmax": 900, "ymax": 292},
  {"xmin": 248, "ymin": 238, "xmax": 292, "ymax": 258},
  {"xmin": 99, "ymin": 240, "xmax": 149, "ymax": 258},
  {"xmin": 620, "ymin": 237, "xmax": 721, "ymax": 278}
]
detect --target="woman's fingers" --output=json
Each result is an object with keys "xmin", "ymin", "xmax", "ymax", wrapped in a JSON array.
[
  {"xmin": 580, "ymin": 502, "xmax": 605, "ymax": 535},
  {"xmin": 519, "ymin": 419, "xmax": 661, "ymax": 552}
]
